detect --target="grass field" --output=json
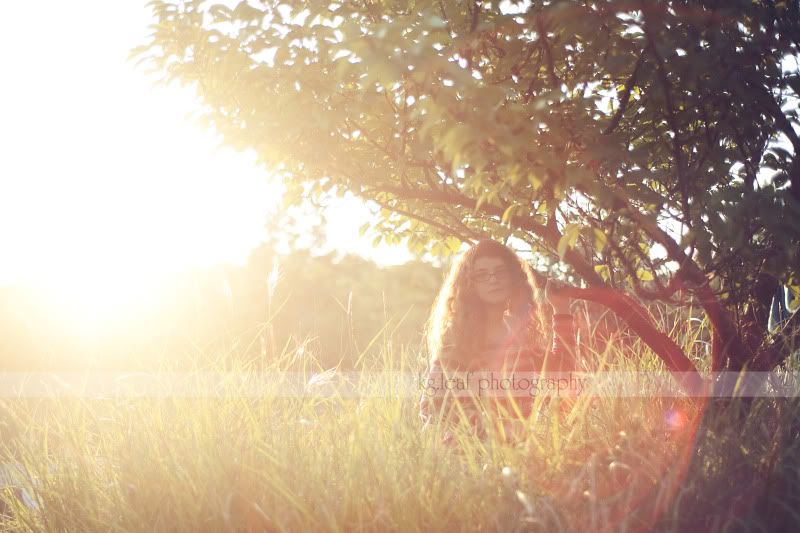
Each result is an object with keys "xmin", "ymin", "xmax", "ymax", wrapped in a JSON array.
[{"xmin": 1, "ymin": 313, "xmax": 799, "ymax": 533}]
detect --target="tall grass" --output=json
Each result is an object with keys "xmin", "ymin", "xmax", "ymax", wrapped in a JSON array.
[{"xmin": 0, "ymin": 294, "xmax": 798, "ymax": 531}]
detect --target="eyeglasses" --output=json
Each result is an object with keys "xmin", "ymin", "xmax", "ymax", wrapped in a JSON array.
[{"xmin": 471, "ymin": 268, "xmax": 510, "ymax": 283}]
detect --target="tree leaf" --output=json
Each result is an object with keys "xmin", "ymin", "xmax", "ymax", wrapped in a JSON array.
[
  {"xmin": 557, "ymin": 223, "xmax": 581, "ymax": 260},
  {"xmin": 593, "ymin": 228, "xmax": 608, "ymax": 251}
]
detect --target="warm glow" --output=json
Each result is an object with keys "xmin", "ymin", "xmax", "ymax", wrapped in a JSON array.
[
  {"xmin": 33, "ymin": 263, "xmax": 161, "ymax": 337},
  {"xmin": 0, "ymin": 2, "xmax": 413, "ymax": 333},
  {"xmin": 0, "ymin": 3, "xmax": 281, "ymax": 320}
]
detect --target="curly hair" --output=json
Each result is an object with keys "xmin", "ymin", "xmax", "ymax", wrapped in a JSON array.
[{"xmin": 423, "ymin": 238, "xmax": 549, "ymax": 371}]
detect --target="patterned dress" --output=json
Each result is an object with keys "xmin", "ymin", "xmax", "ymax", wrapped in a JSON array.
[{"xmin": 419, "ymin": 314, "xmax": 577, "ymax": 438}]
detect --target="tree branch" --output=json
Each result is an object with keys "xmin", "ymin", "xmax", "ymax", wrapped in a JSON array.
[
  {"xmin": 368, "ymin": 196, "xmax": 479, "ymax": 245},
  {"xmin": 596, "ymin": 182, "xmax": 750, "ymax": 370},
  {"xmin": 535, "ymin": 14, "xmax": 561, "ymax": 90},
  {"xmin": 602, "ymin": 48, "xmax": 646, "ymax": 136},
  {"xmin": 642, "ymin": 4, "xmax": 690, "ymax": 226},
  {"xmin": 367, "ymin": 183, "xmax": 605, "ymax": 286},
  {"xmin": 469, "ymin": 0, "xmax": 480, "ymax": 33},
  {"xmin": 560, "ymin": 286, "xmax": 704, "ymax": 394}
]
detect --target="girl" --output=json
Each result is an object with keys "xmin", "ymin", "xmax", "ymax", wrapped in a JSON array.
[{"xmin": 418, "ymin": 238, "xmax": 577, "ymax": 440}]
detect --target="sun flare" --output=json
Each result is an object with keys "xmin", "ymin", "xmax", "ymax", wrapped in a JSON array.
[{"xmin": 0, "ymin": 1, "xmax": 418, "ymax": 341}]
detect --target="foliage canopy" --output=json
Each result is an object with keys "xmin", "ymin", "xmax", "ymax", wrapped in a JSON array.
[{"xmin": 136, "ymin": 0, "xmax": 800, "ymax": 371}]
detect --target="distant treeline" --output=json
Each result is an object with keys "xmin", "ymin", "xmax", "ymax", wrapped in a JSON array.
[{"xmin": 0, "ymin": 245, "xmax": 445, "ymax": 371}]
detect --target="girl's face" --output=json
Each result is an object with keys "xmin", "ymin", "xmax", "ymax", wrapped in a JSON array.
[{"xmin": 471, "ymin": 256, "xmax": 512, "ymax": 306}]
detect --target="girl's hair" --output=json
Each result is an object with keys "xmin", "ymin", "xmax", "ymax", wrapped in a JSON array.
[{"xmin": 424, "ymin": 238, "xmax": 548, "ymax": 370}]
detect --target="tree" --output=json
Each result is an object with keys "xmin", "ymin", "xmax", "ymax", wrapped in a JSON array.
[{"xmin": 135, "ymin": 0, "xmax": 800, "ymax": 382}]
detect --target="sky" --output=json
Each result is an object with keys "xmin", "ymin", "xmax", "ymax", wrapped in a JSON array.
[{"xmin": 0, "ymin": 1, "xmax": 416, "ymax": 290}]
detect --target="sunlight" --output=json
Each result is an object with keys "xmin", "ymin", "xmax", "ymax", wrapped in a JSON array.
[
  {"xmin": 0, "ymin": 1, "xmax": 419, "ymax": 340},
  {"xmin": 0, "ymin": 1, "xmax": 284, "ymax": 331},
  {"xmin": 317, "ymin": 192, "xmax": 418, "ymax": 266},
  {"xmin": 35, "ymin": 262, "xmax": 161, "ymax": 336}
]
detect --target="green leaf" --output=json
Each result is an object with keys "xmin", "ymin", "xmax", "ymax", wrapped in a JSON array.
[
  {"xmin": 527, "ymin": 173, "xmax": 542, "ymax": 189},
  {"xmin": 594, "ymin": 264, "xmax": 610, "ymax": 281},
  {"xmin": 501, "ymin": 204, "xmax": 517, "ymax": 225},
  {"xmin": 208, "ymin": 4, "xmax": 232, "ymax": 21},
  {"xmin": 557, "ymin": 223, "xmax": 581, "ymax": 260},
  {"xmin": 592, "ymin": 228, "xmax": 608, "ymax": 251},
  {"xmin": 475, "ymin": 192, "xmax": 488, "ymax": 212},
  {"xmin": 787, "ymin": 285, "xmax": 800, "ymax": 312},
  {"xmin": 444, "ymin": 236, "xmax": 461, "ymax": 254}
]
